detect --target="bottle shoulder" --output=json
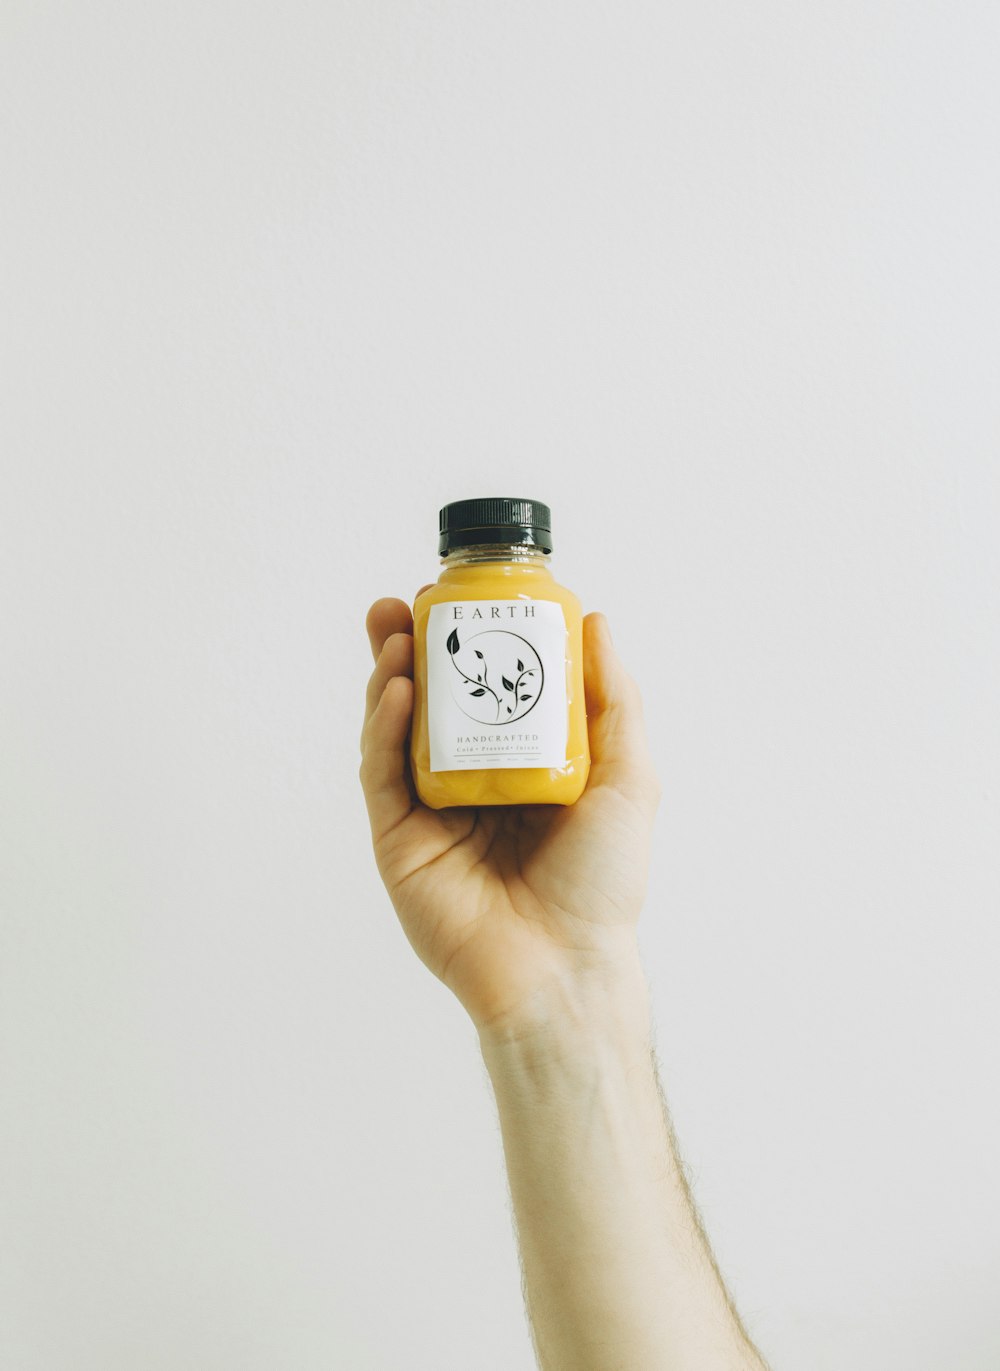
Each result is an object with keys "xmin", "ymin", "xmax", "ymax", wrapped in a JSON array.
[{"xmin": 414, "ymin": 570, "xmax": 581, "ymax": 621}]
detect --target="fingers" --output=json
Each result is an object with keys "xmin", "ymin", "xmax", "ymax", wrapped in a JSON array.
[
  {"xmin": 582, "ymin": 613, "xmax": 661, "ymax": 809},
  {"xmin": 361, "ymin": 597, "xmax": 422, "ymax": 841},
  {"xmin": 364, "ymin": 631, "xmax": 414, "ymax": 732},
  {"xmin": 366, "ymin": 598, "xmax": 413, "ymax": 662},
  {"xmin": 359, "ymin": 674, "xmax": 415, "ymax": 841}
]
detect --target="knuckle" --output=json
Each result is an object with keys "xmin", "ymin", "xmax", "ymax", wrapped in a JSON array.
[
  {"xmin": 380, "ymin": 631, "xmax": 413, "ymax": 663},
  {"xmin": 617, "ymin": 670, "xmax": 643, "ymax": 709}
]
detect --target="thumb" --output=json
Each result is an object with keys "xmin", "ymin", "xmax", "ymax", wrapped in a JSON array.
[{"xmin": 582, "ymin": 613, "xmax": 661, "ymax": 808}]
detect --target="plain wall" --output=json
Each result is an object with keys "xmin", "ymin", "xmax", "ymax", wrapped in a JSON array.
[{"xmin": 2, "ymin": 2, "xmax": 999, "ymax": 1367}]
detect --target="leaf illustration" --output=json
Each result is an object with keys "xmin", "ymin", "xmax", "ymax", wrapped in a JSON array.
[
  {"xmin": 446, "ymin": 629, "xmax": 460, "ymax": 655},
  {"xmin": 507, "ymin": 705, "xmax": 512, "ymax": 713},
  {"xmin": 517, "ymin": 658, "xmax": 524, "ymax": 672},
  {"xmin": 469, "ymin": 688, "xmax": 486, "ymax": 697},
  {"xmin": 474, "ymin": 650, "xmax": 484, "ymax": 659},
  {"xmin": 476, "ymin": 673, "xmax": 482, "ymax": 681},
  {"xmin": 501, "ymin": 676, "xmax": 514, "ymax": 691},
  {"xmin": 520, "ymin": 692, "xmax": 532, "ymax": 700}
]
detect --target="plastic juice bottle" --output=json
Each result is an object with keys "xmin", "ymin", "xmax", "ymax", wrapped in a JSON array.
[{"xmin": 411, "ymin": 497, "xmax": 590, "ymax": 809}]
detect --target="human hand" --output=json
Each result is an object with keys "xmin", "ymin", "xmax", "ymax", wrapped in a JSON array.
[{"xmin": 359, "ymin": 595, "xmax": 661, "ymax": 1039}]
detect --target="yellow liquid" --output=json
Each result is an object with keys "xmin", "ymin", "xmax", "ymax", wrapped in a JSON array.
[{"xmin": 411, "ymin": 558, "xmax": 590, "ymax": 808}]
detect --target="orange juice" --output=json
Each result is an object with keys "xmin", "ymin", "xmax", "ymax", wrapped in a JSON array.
[{"xmin": 411, "ymin": 498, "xmax": 590, "ymax": 808}]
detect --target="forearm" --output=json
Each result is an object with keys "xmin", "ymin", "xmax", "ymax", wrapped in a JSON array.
[{"xmin": 479, "ymin": 950, "xmax": 767, "ymax": 1371}]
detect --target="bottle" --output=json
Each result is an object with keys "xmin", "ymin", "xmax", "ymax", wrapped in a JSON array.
[{"xmin": 410, "ymin": 497, "xmax": 591, "ymax": 809}]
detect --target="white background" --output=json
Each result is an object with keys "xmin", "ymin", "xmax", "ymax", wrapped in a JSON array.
[{"xmin": 2, "ymin": 3, "xmax": 999, "ymax": 1368}]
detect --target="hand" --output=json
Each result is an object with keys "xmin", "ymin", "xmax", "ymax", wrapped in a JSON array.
[{"xmin": 359, "ymin": 595, "xmax": 661, "ymax": 1038}]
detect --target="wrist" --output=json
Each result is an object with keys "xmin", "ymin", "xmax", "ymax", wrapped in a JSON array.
[{"xmin": 477, "ymin": 940, "xmax": 654, "ymax": 1076}]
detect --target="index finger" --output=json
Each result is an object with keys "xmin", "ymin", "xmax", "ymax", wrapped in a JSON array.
[
  {"xmin": 366, "ymin": 598, "xmax": 413, "ymax": 662},
  {"xmin": 365, "ymin": 588, "xmax": 436, "ymax": 662}
]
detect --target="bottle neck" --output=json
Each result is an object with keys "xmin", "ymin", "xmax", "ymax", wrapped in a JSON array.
[{"xmin": 441, "ymin": 542, "xmax": 553, "ymax": 570}]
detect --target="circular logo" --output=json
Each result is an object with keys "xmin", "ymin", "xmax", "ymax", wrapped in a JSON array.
[{"xmin": 445, "ymin": 627, "xmax": 544, "ymax": 725}]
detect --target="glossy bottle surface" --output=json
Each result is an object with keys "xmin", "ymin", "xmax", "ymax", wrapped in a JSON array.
[{"xmin": 411, "ymin": 553, "xmax": 590, "ymax": 808}]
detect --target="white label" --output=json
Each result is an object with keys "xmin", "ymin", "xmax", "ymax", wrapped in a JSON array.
[{"xmin": 427, "ymin": 599, "xmax": 568, "ymax": 771}]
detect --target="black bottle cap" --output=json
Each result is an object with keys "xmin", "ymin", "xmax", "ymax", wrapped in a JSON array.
[{"xmin": 438, "ymin": 497, "xmax": 553, "ymax": 555}]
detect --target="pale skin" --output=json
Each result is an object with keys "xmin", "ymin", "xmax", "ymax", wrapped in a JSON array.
[{"xmin": 359, "ymin": 593, "xmax": 769, "ymax": 1371}]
